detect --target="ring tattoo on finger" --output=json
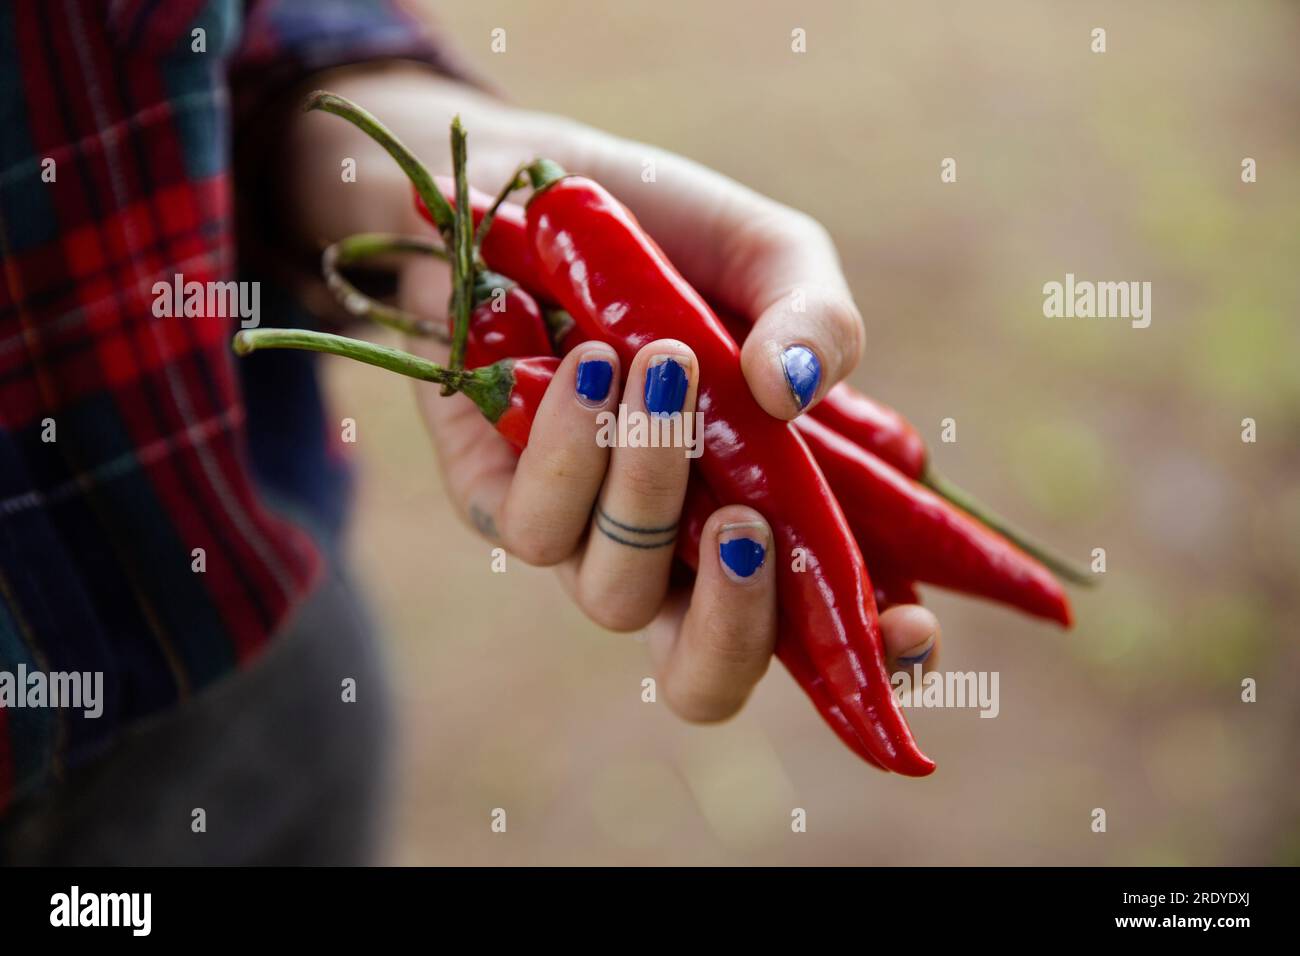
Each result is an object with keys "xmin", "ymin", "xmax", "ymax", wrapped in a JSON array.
[{"xmin": 593, "ymin": 506, "xmax": 678, "ymax": 550}]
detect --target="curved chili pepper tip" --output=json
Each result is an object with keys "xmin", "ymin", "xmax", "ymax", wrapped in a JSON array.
[
  {"xmin": 906, "ymin": 753, "xmax": 937, "ymax": 777},
  {"xmin": 873, "ymin": 726, "xmax": 936, "ymax": 777}
]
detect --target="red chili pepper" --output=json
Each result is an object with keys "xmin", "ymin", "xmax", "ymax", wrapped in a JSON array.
[
  {"xmin": 522, "ymin": 163, "xmax": 933, "ymax": 776},
  {"xmin": 460, "ymin": 271, "xmax": 553, "ymax": 369},
  {"xmin": 795, "ymin": 415, "xmax": 1072, "ymax": 626}
]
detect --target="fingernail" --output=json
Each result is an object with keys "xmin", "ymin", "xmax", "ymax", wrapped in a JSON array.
[
  {"xmin": 718, "ymin": 522, "xmax": 767, "ymax": 581},
  {"xmin": 896, "ymin": 634, "xmax": 936, "ymax": 666},
  {"xmin": 575, "ymin": 357, "xmax": 613, "ymax": 406},
  {"xmin": 781, "ymin": 345, "xmax": 821, "ymax": 411},
  {"xmin": 644, "ymin": 356, "xmax": 688, "ymax": 416}
]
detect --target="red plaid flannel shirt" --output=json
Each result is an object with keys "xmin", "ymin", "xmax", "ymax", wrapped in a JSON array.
[{"xmin": 0, "ymin": 0, "xmax": 458, "ymax": 810}]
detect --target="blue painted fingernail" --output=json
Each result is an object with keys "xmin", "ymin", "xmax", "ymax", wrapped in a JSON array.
[
  {"xmin": 781, "ymin": 345, "xmax": 821, "ymax": 411},
  {"xmin": 644, "ymin": 357, "xmax": 688, "ymax": 416},
  {"xmin": 719, "ymin": 537, "xmax": 766, "ymax": 579},
  {"xmin": 897, "ymin": 635, "xmax": 935, "ymax": 666},
  {"xmin": 575, "ymin": 358, "xmax": 613, "ymax": 406}
]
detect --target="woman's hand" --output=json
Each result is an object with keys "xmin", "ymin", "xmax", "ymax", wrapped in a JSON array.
[{"xmin": 289, "ymin": 63, "xmax": 943, "ymax": 723}]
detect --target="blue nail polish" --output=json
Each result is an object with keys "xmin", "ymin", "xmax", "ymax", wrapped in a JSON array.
[
  {"xmin": 781, "ymin": 345, "xmax": 821, "ymax": 410},
  {"xmin": 644, "ymin": 358, "xmax": 688, "ymax": 415},
  {"xmin": 719, "ymin": 537, "xmax": 766, "ymax": 578},
  {"xmin": 897, "ymin": 641, "xmax": 935, "ymax": 666},
  {"xmin": 575, "ymin": 358, "xmax": 613, "ymax": 405}
]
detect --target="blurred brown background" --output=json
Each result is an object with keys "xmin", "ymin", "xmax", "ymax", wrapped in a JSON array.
[{"xmin": 327, "ymin": 0, "xmax": 1300, "ymax": 864}]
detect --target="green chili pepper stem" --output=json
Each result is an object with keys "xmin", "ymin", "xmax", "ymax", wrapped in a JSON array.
[
  {"xmin": 305, "ymin": 90, "xmax": 456, "ymax": 238},
  {"xmin": 920, "ymin": 466, "xmax": 1098, "ymax": 588},
  {"xmin": 322, "ymin": 234, "xmax": 447, "ymax": 340},
  {"xmin": 233, "ymin": 327, "xmax": 458, "ymax": 383},
  {"xmin": 231, "ymin": 328, "xmax": 512, "ymax": 422},
  {"xmin": 474, "ymin": 164, "xmax": 528, "ymax": 256},
  {"xmin": 526, "ymin": 158, "xmax": 567, "ymax": 192},
  {"xmin": 334, "ymin": 232, "xmax": 446, "ymax": 262},
  {"xmin": 446, "ymin": 116, "xmax": 474, "ymax": 385}
]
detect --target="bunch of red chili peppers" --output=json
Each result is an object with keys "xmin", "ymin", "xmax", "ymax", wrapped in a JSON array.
[{"xmin": 233, "ymin": 93, "xmax": 1094, "ymax": 777}]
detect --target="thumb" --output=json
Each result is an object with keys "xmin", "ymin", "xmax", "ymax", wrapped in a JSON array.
[{"xmin": 724, "ymin": 219, "xmax": 866, "ymax": 420}]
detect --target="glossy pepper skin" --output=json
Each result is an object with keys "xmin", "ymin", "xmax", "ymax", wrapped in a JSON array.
[
  {"xmin": 795, "ymin": 416, "xmax": 1072, "ymax": 626},
  {"xmin": 811, "ymin": 387, "xmax": 928, "ymax": 480},
  {"xmin": 524, "ymin": 172, "xmax": 933, "ymax": 776},
  {"xmin": 493, "ymin": 357, "xmax": 558, "ymax": 450},
  {"xmin": 460, "ymin": 271, "xmax": 553, "ymax": 369}
]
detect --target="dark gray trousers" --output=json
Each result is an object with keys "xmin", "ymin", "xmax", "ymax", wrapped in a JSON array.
[{"xmin": 0, "ymin": 569, "xmax": 392, "ymax": 866}]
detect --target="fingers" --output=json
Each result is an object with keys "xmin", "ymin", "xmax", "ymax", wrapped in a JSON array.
[
  {"xmin": 736, "ymin": 231, "xmax": 866, "ymax": 420},
  {"xmin": 880, "ymin": 604, "xmax": 942, "ymax": 675},
  {"xmin": 494, "ymin": 341, "xmax": 621, "ymax": 564},
  {"xmin": 575, "ymin": 340, "xmax": 699, "ymax": 631},
  {"xmin": 647, "ymin": 505, "xmax": 777, "ymax": 722}
]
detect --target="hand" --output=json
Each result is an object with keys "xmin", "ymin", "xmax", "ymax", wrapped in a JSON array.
[{"xmin": 289, "ymin": 65, "xmax": 943, "ymax": 723}]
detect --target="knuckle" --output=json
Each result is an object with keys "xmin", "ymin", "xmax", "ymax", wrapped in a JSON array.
[
  {"xmin": 718, "ymin": 203, "xmax": 798, "ymax": 276},
  {"xmin": 502, "ymin": 520, "xmax": 571, "ymax": 567},
  {"xmin": 664, "ymin": 680, "xmax": 747, "ymax": 724},
  {"xmin": 580, "ymin": 592, "xmax": 657, "ymax": 634},
  {"xmin": 577, "ymin": 573, "xmax": 665, "ymax": 634}
]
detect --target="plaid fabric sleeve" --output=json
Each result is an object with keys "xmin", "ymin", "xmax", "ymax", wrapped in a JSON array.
[
  {"xmin": 0, "ymin": 0, "xmax": 328, "ymax": 811},
  {"xmin": 0, "ymin": 0, "xmax": 480, "ymax": 813}
]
